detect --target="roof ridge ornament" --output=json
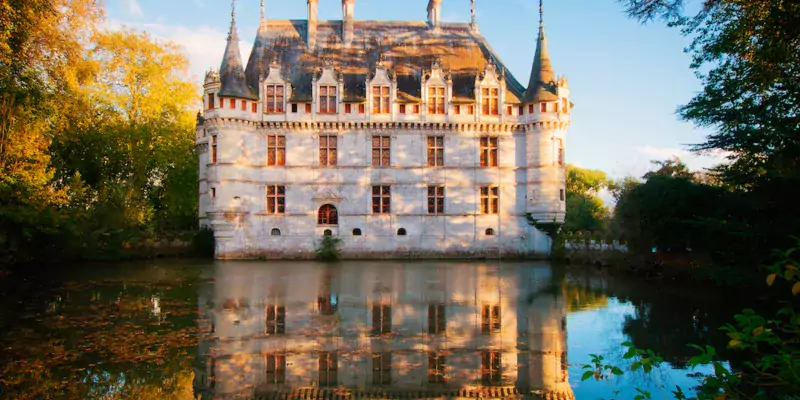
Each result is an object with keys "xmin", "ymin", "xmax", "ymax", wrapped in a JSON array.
[
  {"xmin": 470, "ymin": 0, "xmax": 477, "ymax": 31},
  {"xmin": 227, "ymin": 0, "xmax": 238, "ymax": 42},
  {"xmin": 260, "ymin": 0, "xmax": 265, "ymax": 21}
]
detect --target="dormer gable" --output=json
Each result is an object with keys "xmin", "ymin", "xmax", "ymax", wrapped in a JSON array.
[
  {"xmin": 367, "ymin": 56, "xmax": 397, "ymax": 115},
  {"xmin": 263, "ymin": 60, "xmax": 288, "ymax": 85}
]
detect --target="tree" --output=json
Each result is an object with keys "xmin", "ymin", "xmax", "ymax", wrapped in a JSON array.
[
  {"xmin": 564, "ymin": 165, "xmax": 610, "ymax": 233},
  {"xmin": 620, "ymin": 0, "xmax": 800, "ymax": 185},
  {"xmin": 642, "ymin": 157, "xmax": 694, "ymax": 180}
]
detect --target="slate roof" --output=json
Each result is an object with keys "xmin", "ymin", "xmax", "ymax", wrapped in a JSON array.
[
  {"xmin": 242, "ymin": 21, "xmax": 530, "ymax": 104},
  {"xmin": 217, "ymin": 13, "xmax": 258, "ymax": 100},
  {"xmin": 523, "ymin": 23, "xmax": 558, "ymax": 103}
]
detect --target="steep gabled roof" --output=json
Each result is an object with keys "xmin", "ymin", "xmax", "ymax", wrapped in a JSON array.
[
  {"xmin": 523, "ymin": 6, "xmax": 558, "ymax": 103},
  {"xmin": 244, "ymin": 21, "xmax": 527, "ymax": 104}
]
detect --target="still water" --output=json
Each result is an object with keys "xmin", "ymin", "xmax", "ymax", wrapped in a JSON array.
[{"xmin": 0, "ymin": 261, "xmax": 740, "ymax": 399}]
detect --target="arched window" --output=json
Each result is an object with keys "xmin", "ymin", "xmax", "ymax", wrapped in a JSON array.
[
  {"xmin": 271, "ymin": 228, "xmax": 281, "ymax": 236},
  {"xmin": 485, "ymin": 228, "xmax": 495, "ymax": 236},
  {"xmin": 352, "ymin": 228, "xmax": 362, "ymax": 236},
  {"xmin": 318, "ymin": 204, "xmax": 338, "ymax": 225},
  {"xmin": 397, "ymin": 228, "xmax": 407, "ymax": 236},
  {"xmin": 324, "ymin": 229, "xmax": 333, "ymax": 237}
]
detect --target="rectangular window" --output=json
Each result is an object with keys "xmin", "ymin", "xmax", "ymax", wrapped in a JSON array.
[
  {"xmin": 529, "ymin": 104, "xmax": 534, "ymax": 114},
  {"xmin": 229, "ymin": 98, "xmax": 236, "ymax": 109},
  {"xmin": 427, "ymin": 136, "xmax": 444, "ymax": 167},
  {"xmin": 562, "ymin": 98, "xmax": 569, "ymax": 114},
  {"xmin": 292, "ymin": 103, "xmax": 298, "ymax": 113},
  {"xmin": 208, "ymin": 93, "xmax": 215, "ymax": 110},
  {"xmin": 372, "ymin": 303, "xmax": 391, "ymax": 334},
  {"xmin": 506, "ymin": 105, "xmax": 512, "ymax": 115},
  {"xmin": 428, "ymin": 86, "xmax": 445, "ymax": 115},
  {"xmin": 319, "ymin": 86, "xmax": 337, "ymax": 114},
  {"xmin": 540, "ymin": 102, "xmax": 547, "ymax": 112},
  {"xmin": 266, "ymin": 185, "xmax": 286, "ymax": 214},
  {"xmin": 319, "ymin": 135, "xmax": 337, "ymax": 166},
  {"xmin": 305, "ymin": 103, "xmax": 312, "ymax": 114},
  {"xmin": 414, "ymin": 104, "xmax": 420, "ymax": 114},
  {"xmin": 481, "ymin": 304, "xmax": 501, "ymax": 333},
  {"xmin": 481, "ymin": 351, "xmax": 501, "ymax": 385},
  {"xmin": 210, "ymin": 187, "xmax": 216, "ymax": 198},
  {"xmin": 428, "ymin": 353, "xmax": 446, "ymax": 384},
  {"xmin": 266, "ymin": 304, "xmax": 286, "ymax": 334},
  {"xmin": 399, "ymin": 104, "xmax": 406, "ymax": 114},
  {"xmin": 554, "ymin": 102, "xmax": 560, "ymax": 113},
  {"xmin": 481, "ymin": 88, "xmax": 499, "ymax": 115},
  {"xmin": 468, "ymin": 105, "xmax": 475, "ymax": 114},
  {"xmin": 373, "ymin": 86, "xmax": 390, "ymax": 114},
  {"xmin": 318, "ymin": 352, "xmax": 338, "ymax": 387},
  {"xmin": 371, "ymin": 135, "xmax": 391, "ymax": 167},
  {"xmin": 427, "ymin": 186, "xmax": 444, "ymax": 215},
  {"xmin": 211, "ymin": 136, "xmax": 218, "ymax": 163},
  {"xmin": 518, "ymin": 106, "xmax": 524, "ymax": 115},
  {"xmin": 480, "ymin": 186, "xmax": 499, "ymax": 215},
  {"xmin": 428, "ymin": 303, "xmax": 445, "ymax": 334},
  {"xmin": 557, "ymin": 138, "xmax": 564, "ymax": 166},
  {"xmin": 265, "ymin": 354, "xmax": 286, "ymax": 384},
  {"xmin": 372, "ymin": 353, "xmax": 392, "ymax": 386},
  {"xmin": 252, "ymin": 102, "xmax": 257, "ymax": 113},
  {"xmin": 241, "ymin": 100, "xmax": 247, "ymax": 111},
  {"xmin": 267, "ymin": 135, "xmax": 286, "ymax": 166},
  {"xmin": 560, "ymin": 189, "xmax": 565, "ymax": 201},
  {"xmin": 454, "ymin": 105, "xmax": 461, "ymax": 114},
  {"xmin": 345, "ymin": 103, "xmax": 352, "ymax": 113},
  {"xmin": 359, "ymin": 104, "xmax": 365, "ymax": 114},
  {"xmin": 372, "ymin": 186, "xmax": 391, "ymax": 214},
  {"xmin": 479, "ymin": 136, "xmax": 498, "ymax": 167},
  {"xmin": 266, "ymin": 85, "xmax": 285, "ymax": 113}
]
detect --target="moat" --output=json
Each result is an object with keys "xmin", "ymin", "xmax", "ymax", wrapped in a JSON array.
[{"xmin": 0, "ymin": 261, "xmax": 742, "ymax": 399}]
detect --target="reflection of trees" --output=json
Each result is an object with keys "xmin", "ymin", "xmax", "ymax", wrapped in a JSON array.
[{"xmin": 0, "ymin": 275, "xmax": 202, "ymax": 399}]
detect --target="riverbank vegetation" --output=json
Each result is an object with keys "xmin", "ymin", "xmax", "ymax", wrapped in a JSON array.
[{"xmin": 0, "ymin": 0, "xmax": 201, "ymax": 265}]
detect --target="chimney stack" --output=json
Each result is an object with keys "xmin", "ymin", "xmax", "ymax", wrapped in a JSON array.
[
  {"xmin": 342, "ymin": 0, "xmax": 355, "ymax": 47},
  {"xmin": 427, "ymin": 0, "xmax": 442, "ymax": 30},
  {"xmin": 307, "ymin": 0, "xmax": 318, "ymax": 49}
]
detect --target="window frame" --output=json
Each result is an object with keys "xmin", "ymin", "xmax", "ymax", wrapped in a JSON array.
[
  {"xmin": 371, "ymin": 135, "xmax": 391, "ymax": 167},
  {"xmin": 428, "ymin": 303, "xmax": 445, "ymax": 334},
  {"xmin": 265, "ymin": 84, "xmax": 285, "ymax": 113},
  {"xmin": 427, "ymin": 86, "xmax": 445, "ymax": 115},
  {"xmin": 318, "ymin": 85, "xmax": 337, "ymax": 114},
  {"xmin": 319, "ymin": 135, "xmax": 338, "ymax": 166},
  {"xmin": 428, "ymin": 353, "xmax": 446, "ymax": 384},
  {"xmin": 481, "ymin": 87, "xmax": 499, "ymax": 115},
  {"xmin": 479, "ymin": 136, "xmax": 499, "ymax": 167},
  {"xmin": 265, "ymin": 354, "xmax": 286, "ymax": 384},
  {"xmin": 481, "ymin": 304, "xmax": 501, "ymax": 334},
  {"xmin": 318, "ymin": 352, "xmax": 338, "ymax": 387},
  {"xmin": 318, "ymin": 204, "xmax": 339, "ymax": 226},
  {"xmin": 480, "ymin": 186, "xmax": 499, "ymax": 215},
  {"xmin": 372, "ymin": 303, "xmax": 392, "ymax": 335},
  {"xmin": 211, "ymin": 135, "xmax": 218, "ymax": 164},
  {"xmin": 427, "ymin": 186, "xmax": 445, "ymax": 215},
  {"xmin": 265, "ymin": 304, "xmax": 286, "ymax": 334},
  {"xmin": 372, "ymin": 85, "xmax": 391, "ymax": 114},
  {"xmin": 372, "ymin": 186, "xmax": 391, "ymax": 214},
  {"xmin": 266, "ymin": 185, "xmax": 286, "ymax": 215},
  {"xmin": 266, "ymin": 135, "xmax": 286, "ymax": 166},
  {"xmin": 481, "ymin": 351, "xmax": 502, "ymax": 385},
  {"xmin": 372, "ymin": 352, "xmax": 392, "ymax": 386},
  {"xmin": 208, "ymin": 93, "xmax": 215, "ymax": 110},
  {"xmin": 427, "ymin": 136, "xmax": 444, "ymax": 167}
]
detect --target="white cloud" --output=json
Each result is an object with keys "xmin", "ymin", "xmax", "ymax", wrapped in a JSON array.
[{"xmin": 123, "ymin": 0, "xmax": 144, "ymax": 18}]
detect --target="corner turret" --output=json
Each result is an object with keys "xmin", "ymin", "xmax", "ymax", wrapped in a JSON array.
[
  {"xmin": 217, "ymin": 1, "xmax": 257, "ymax": 101},
  {"xmin": 523, "ymin": 0, "xmax": 558, "ymax": 103}
]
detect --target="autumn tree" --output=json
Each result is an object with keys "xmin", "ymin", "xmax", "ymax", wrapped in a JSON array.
[{"xmin": 563, "ymin": 165, "xmax": 610, "ymax": 233}]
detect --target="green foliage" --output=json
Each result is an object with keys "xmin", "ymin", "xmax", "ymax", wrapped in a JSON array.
[
  {"xmin": 316, "ymin": 235, "xmax": 343, "ymax": 262},
  {"xmin": 581, "ymin": 242, "xmax": 800, "ymax": 399},
  {"xmin": 563, "ymin": 164, "xmax": 611, "ymax": 234},
  {"xmin": 0, "ymin": 2, "xmax": 200, "ymax": 265}
]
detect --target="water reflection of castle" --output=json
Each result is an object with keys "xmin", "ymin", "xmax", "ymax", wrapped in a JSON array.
[{"xmin": 194, "ymin": 262, "xmax": 574, "ymax": 400}]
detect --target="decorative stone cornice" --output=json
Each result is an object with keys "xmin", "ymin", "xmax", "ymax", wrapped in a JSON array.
[{"xmin": 201, "ymin": 117, "xmax": 530, "ymax": 133}]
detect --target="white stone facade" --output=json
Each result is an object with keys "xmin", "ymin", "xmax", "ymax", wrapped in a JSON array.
[{"xmin": 196, "ymin": 2, "xmax": 570, "ymax": 260}]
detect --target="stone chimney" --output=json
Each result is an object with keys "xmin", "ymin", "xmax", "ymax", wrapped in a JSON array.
[
  {"xmin": 342, "ymin": 0, "xmax": 355, "ymax": 47},
  {"xmin": 307, "ymin": 0, "xmax": 318, "ymax": 49},
  {"xmin": 427, "ymin": 0, "xmax": 442, "ymax": 30}
]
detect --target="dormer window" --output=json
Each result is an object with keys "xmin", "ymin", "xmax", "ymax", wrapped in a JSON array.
[
  {"xmin": 372, "ymin": 86, "xmax": 391, "ymax": 114},
  {"xmin": 481, "ymin": 88, "xmax": 499, "ymax": 115},
  {"xmin": 428, "ymin": 87, "xmax": 445, "ymax": 115},
  {"xmin": 319, "ymin": 86, "xmax": 337, "ymax": 114},
  {"xmin": 266, "ymin": 85, "xmax": 285, "ymax": 113}
]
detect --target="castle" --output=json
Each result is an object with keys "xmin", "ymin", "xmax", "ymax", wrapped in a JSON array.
[{"xmin": 196, "ymin": 0, "xmax": 570, "ymax": 259}]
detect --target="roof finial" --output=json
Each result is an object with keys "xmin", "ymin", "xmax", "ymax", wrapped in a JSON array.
[
  {"xmin": 260, "ymin": 0, "xmax": 265, "ymax": 20},
  {"xmin": 539, "ymin": 0, "xmax": 544, "ymax": 28},
  {"xmin": 470, "ymin": 0, "xmax": 477, "ymax": 30},
  {"xmin": 227, "ymin": 0, "xmax": 238, "ymax": 41}
]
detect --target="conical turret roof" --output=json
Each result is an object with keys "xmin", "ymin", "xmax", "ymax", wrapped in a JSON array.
[
  {"xmin": 523, "ymin": 1, "xmax": 558, "ymax": 103},
  {"xmin": 218, "ymin": 3, "xmax": 257, "ymax": 100}
]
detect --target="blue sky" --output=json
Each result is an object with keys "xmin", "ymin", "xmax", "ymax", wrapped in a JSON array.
[{"xmin": 109, "ymin": 0, "xmax": 726, "ymax": 179}]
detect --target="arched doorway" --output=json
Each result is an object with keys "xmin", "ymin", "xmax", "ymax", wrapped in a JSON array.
[{"xmin": 318, "ymin": 204, "xmax": 338, "ymax": 225}]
